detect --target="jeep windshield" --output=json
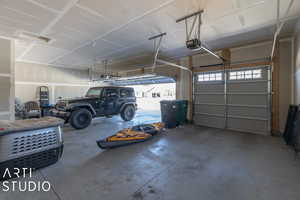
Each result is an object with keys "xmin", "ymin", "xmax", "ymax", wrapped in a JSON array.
[{"xmin": 86, "ymin": 88, "xmax": 103, "ymax": 97}]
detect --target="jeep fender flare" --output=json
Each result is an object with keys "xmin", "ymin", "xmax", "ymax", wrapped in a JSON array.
[
  {"xmin": 66, "ymin": 103, "xmax": 96, "ymax": 116},
  {"xmin": 120, "ymin": 103, "xmax": 136, "ymax": 112}
]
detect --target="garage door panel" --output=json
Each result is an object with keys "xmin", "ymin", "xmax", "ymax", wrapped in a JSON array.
[
  {"xmin": 227, "ymin": 94, "xmax": 268, "ymax": 106},
  {"xmin": 227, "ymin": 118, "xmax": 269, "ymax": 135},
  {"xmin": 194, "ymin": 104, "xmax": 226, "ymax": 116},
  {"xmin": 194, "ymin": 83, "xmax": 224, "ymax": 93},
  {"xmin": 227, "ymin": 106, "xmax": 269, "ymax": 119},
  {"xmin": 193, "ymin": 66, "xmax": 271, "ymax": 135},
  {"xmin": 194, "ymin": 114, "xmax": 225, "ymax": 129},
  {"xmin": 227, "ymin": 81, "xmax": 268, "ymax": 93},
  {"xmin": 194, "ymin": 94, "xmax": 225, "ymax": 104}
]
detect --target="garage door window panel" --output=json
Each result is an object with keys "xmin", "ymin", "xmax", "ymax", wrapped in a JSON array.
[
  {"xmin": 229, "ymin": 69, "xmax": 262, "ymax": 80},
  {"xmin": 198, "ymin": 72, "xmax": 223, "ymax": 82}
]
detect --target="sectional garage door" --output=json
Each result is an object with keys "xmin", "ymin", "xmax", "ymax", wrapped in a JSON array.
[{"xmin": 193, "ymin": 66, "xmax": 271, "ymax": 135}]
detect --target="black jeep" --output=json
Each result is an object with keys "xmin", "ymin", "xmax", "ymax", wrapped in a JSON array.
[{"xmin": 50, "ymin": 86, "xmax": 137, "ymax": 129}]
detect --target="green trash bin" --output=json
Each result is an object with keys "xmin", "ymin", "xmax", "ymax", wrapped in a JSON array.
[{"xmin": 175, "ymin": 100, "xmax": 188, "ymax": 125}]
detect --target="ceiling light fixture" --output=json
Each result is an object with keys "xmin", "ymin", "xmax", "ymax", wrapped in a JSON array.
[{"xmin": 18, "ymin": 32, "xmax": 52, "ymax": 43}]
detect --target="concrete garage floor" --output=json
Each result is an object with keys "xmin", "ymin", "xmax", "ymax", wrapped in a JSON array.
[{"xmin": 1, "ymin": 110, "xmax": 300, "ymax": 200}]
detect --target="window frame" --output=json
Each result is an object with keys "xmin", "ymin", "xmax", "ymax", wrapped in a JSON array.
[
  {"xmin": 103, "ymin": 88, "xmax": 119, "ymax": 98},
  {"xmin": 197, "ymin": 72, "xmax": 223, "ymax": 82},
  {"xmin": 229, "ymin": 69, "xmax": 262, "ymax": 81},
  {"xmin": 120, "ymin": 89, "xmax": 131, "ymax": 98}
]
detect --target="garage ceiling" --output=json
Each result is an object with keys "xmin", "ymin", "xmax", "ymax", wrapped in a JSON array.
[{"xmin": 0, "ymin": 0, "xmax": 299, "ymax": 70}]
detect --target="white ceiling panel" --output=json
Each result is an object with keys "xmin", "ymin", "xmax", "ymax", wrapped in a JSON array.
[
  {"xmin": 53, "ymin": 39, "xmax": 122, "ymax": 67},
  {"xmin": 0, "ymin": 0, "xmax": 296, "ymax": 70},
  {"xmin": 0, "ymin": 0, "xmax": 56, "ymax": 33},
  {"xmin": 21, "ymin": 45, "xmax": 70, "ymax": 63},
  {"xmin": 46, "ymin": 25, "xmax": 93, "ymax": 50},
  {"xmin": 98, "ymin": 41, "xmax": 153, "ymax": 62},
  {"xmin": 53, "ymin": 52, "xmax": 93, "ymax": 67},
  {"xmin": 58, "ymin": 6, "xmax": 112, "ymax": 37},
  {"xmin": 72, "ymin": 39, "xmax": 121, "ymax": 61},
  {"xmin": 46, "ymin": 6, "xmax": 113, "ymax": 50},
  {"xmin": 77, "ymin": 0, "xmax": 173, "ymax": 27},
  {"xmin": 32, "ymin": 0, "xmax": 71, "ymax": 11},
  {"xmin": 240, "ymin": 2, "xmax": 276, "ymax": 29},
  {"xmin": 204, "ymin": 0, "xmax": 236, "ymax": 22},
  {"xmin": 233, "ymin": 0, "xmax": 269, "ymax": 9},
  {"xmin": 102, "ymin": 21, "xmax": 155, "ymax": 47},
  {"xmin": 210, "ymin": 15, "xmax": 243, "ymax": 35}
]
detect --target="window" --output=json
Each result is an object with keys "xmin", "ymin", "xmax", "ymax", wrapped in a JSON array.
[
  {"xmin": 229, "ymin": 69, "xmax": 262, "ymax": 80},
  {"xmin": 198, "ymin": 72, "xmax": 222, "ymax": 82},
  {"xmin": 120, "ymin": 89, "xmax": 134, "ymax": 97},
  {"xmin": 86, "ymin": 88, "xmax": 103, "ymax": 97},
  {"xmin": 104, "ymin": 89, "xmax": 118, "ymax": 97},
  {"xmin": 120, "ymin": 89, "xmax": 130, "ymax": 97}
]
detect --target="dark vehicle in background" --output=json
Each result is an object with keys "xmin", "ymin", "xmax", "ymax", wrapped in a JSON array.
[{"xmin": 50, "ymin": 86, "xmax": 137, "ymax": 129}]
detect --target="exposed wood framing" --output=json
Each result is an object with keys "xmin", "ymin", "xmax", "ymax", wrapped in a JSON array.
[
  {"xmin": 230, "ymin": 61, "xmax": 271, "ymax": 69},
  {"xmin": 221, "ymin": 49, "xmax": 231, "ymax": 66},
  {"xmin": 271, "ymin": 42, "xmax": 280, "ymax": 135},
  {"xmin": 192, "ymin": 61, "xmax": 271, "ymax": 73},
  {"xmin": 176, "ymin": 67, "xmax": 181, "ymax": 99}
]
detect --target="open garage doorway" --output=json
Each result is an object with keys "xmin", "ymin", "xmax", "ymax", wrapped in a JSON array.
[
  {"xmin": 132, "ymin": 83, "xmax": 176, "ymax": 111},
  {"xmin": 111, "ymin": 75, "xmax": 176, "ymax": 123}
]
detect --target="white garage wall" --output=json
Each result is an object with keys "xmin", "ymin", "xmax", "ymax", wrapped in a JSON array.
[
  {"xmin": 15, "ymin": 62, "xmax": 91, "ymax": 105},
  {"xmin": 295, "ymin": 29, "xmax": 300, "ymax": 105},
  {"xmin": 0, "ymin": 38, "xmax": 14, "ymax": 120}
]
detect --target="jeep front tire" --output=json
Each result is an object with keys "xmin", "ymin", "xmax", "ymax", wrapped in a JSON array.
[
  {"xmin": 120, "ymin": 105, "xmax": 135, "ymax": 121},
  {"xmin": 70, "ymin": 109, "xmax": 92, "ymax": 129}
]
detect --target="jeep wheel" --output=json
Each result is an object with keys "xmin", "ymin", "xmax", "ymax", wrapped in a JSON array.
[
  {"xmin": 120, "ymin": 105, "xmax": 135, "ymax": 121},
  {"xmin": 70, "ymin": 109, "xmax": 92, "ymax": 129}
]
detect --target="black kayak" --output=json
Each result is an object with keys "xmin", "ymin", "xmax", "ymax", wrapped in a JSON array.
[
  {"xmin": 97, "ymin": 137, "xmax": 152, "ymax": 149},
  {"xmin": 131, "ymin": 124, "xmax": 161, "ymax": 135}
]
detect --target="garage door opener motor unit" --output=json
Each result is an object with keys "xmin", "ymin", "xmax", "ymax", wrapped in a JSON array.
[{"xmin": 176, "ymin": 10, "xmax": 226, "ymax": 62}]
